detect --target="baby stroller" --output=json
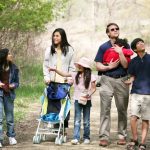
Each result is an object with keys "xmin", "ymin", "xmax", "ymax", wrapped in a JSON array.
[{"xmin": 33, "ymin": 82, "xmax": 71, "ymax": 145}]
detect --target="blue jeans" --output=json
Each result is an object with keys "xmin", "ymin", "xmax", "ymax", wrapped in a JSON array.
[
  {"xmin": 0, "ymin": 95, "xmax": 16, "ymax": 141},
  {"xmin": 73, "ymin": 100, "xmax": 91, "ymax": 140}
]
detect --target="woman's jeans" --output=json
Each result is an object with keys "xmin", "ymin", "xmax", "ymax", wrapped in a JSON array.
[
  {"xmin": 73, "ymin": 100, "xmax": 91, "ymax": 140},
  {"xmin": 0, "ymin": 95, "xmax": 15, "ymax": 141}
]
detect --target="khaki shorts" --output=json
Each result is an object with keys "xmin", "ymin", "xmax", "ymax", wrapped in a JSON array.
[{"xmin": 130, "ymin": 94, "xmax": 150, "ymax": 120}]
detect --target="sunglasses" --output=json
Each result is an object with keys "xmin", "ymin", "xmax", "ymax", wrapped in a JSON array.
[{"xmin": 110, "ymin": 27, "xmax": 119, "ymax": 32}]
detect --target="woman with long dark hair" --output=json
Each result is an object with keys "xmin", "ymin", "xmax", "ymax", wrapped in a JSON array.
[
  {"xmin": 0, "ymin": 48, "xmax": 19, "ymax": 148},
  {"xmin": 43, "ymin": 28, "xmax": 75, "ymax": 130}
]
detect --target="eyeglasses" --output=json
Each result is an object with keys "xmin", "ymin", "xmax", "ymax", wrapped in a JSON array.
[{"xmin": 110, "ymin": 27, "xmax": 119, "ymax": 32}]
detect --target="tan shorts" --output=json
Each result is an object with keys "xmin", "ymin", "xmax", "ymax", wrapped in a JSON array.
[{"xmin": 130, "ymin": 94, "xmax": 150, "ymax": 120}]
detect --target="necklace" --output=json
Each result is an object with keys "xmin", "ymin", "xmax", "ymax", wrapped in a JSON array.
[{"xmin": 2, "ymin": 65, "xmax": 9, "ymax": 71}]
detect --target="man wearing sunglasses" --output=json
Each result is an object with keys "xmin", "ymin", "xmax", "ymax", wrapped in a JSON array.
[{"xmin": 94, "ymin": 23, "xmax": 130, "ymax": 147}]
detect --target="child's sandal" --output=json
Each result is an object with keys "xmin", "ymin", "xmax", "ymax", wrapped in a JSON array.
[
  {"xmin": 127, "ymin": 139, "xmax": 139, "ymax": 150},
  {"xmin": 139, "ymin": 144, "xmax": 146, "ymax": 150}
]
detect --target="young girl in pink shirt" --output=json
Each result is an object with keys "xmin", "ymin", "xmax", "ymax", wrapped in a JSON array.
[{"xmin": 49, "ymin": 57, "xmax": 96, "ymax": 145}]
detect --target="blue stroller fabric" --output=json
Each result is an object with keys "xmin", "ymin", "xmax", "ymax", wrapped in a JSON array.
[
  {"xmin": 47, "ymin": 82, "xmax": 71, "ymax": 100},
  {"xmin": 41, "ymin": 98, "xmax": 71, "ymax": 122},
  {"xmin": 41, "ymin": 113, "xmax": 59, "ymax": 122}
]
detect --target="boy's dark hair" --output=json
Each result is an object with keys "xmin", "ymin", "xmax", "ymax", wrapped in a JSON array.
[
  {"xmin": 114, "ymin": 38, "xmax": 128, "ymax": 49},
  {"xmin": 106, "ymin": 23, "xmax": 119, "ymax": 33},
  {"xmin": 131, "ymin": 38, "xmax": 144, "ymax": 51}
]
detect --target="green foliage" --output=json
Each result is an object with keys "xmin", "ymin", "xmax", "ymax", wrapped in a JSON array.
[
  {"xmin": 0, "ymin": 0, "xmax": 68, "ymax": 32},
  {"xmin": 13, "ymin": 63, "xmax": 44, "ymax": 122},
  {"xmin": 0, "ymin": 0, "xmax": 70, "ymax": 125},
  {"xmin": 16, "ymin": 63, "xmax": 45, "ymax": 99},
  {"xmin": 0, "ymin": 0, "xmax": 53, "ymax": 31}
]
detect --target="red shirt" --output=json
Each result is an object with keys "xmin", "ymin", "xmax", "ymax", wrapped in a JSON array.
[{"xmin": 103, "ymin": 47, "xmax": 134, "ymax": 64}]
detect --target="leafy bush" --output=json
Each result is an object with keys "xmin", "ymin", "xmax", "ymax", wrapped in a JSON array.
[{"xmin": 0, "ymin": 0, "xmax": 68, "ymax": 32}]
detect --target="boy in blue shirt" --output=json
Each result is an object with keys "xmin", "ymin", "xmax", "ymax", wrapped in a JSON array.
[{"xmin": 126, "ymin": 38, "xmax": 150, "ymax": 150}]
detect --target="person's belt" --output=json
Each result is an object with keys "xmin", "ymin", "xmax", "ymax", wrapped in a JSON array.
[{"xmin": 104, "ymin": 74, "xmax": 126, "ymax": 79}]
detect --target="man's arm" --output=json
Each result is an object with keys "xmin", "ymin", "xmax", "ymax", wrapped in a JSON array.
[
  {"xmin": 113, "ymin": 45, "xmax": 128, "ymax": 68},
  {"xmin": 95, "ymin": 42, "xmax": 119, "ymax": 72},
  {"xmin": 96, "ymin": 60, "xmax": 119, "ymax": 72}
]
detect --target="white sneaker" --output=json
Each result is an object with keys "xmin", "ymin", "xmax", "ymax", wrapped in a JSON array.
[
  {"xmin": 84, "ymin": 139, "xmax": 90, "ymax": 144},
  {"xmin": 0, "ymin": 142, "xmax": 2, "ymax": 148},
  {"xmin": 9, "ymin": 137, "xmax": 17, "ymax": 145},
  {"xmin": 71, "ymin": 139, "xmax": 80, "ymax": 145}
]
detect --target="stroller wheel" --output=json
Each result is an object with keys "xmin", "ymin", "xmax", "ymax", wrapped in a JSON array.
[
  {"xmin": 41, "ymin": 134, "xmax": 46, "ymax": 141},
  {"xmin": 63, "ymin": 136, "xmax": 67, "ymax": 143},
  {"xmin": 55, "ymin": 136, "xmax": 63, "ymax": 145},
  {"xmin": 55, "ymin": 137, "xmax": 59, "ymax": 145},
  {"xmin": 33, "ymin": 136, "xmax": 37, "ymax": 144},
  {"xmin": 59, "ymin": 136, "xmax": 63, "ymax": 145},
  {"xmin": 33, "ymin": 135, "xmax": 41, "ymax": 144}
]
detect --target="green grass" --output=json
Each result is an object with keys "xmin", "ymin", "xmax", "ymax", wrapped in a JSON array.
[
  {"xmin": 14, "ymin": 63, "xmax": 45, "ymax": 122},
  {"xmin": 16, "ymin": 63, "xmax": 45, "ymax": 98},
  {"xmin": 16, "ymin": 84, "xmax": 44, "ymax": 99}
]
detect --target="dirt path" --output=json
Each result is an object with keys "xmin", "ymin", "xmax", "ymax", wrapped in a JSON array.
[{"xmin": 2, "ymin": 88, "xmax": 150, "ymax": 150}]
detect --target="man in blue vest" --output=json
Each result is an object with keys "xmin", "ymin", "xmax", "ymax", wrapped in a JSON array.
[{"xmin": 95, "ymin": 23, "xmax": 130, "ymax": 147}]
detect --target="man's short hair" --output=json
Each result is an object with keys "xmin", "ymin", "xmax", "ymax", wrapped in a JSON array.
[
  {"xmin": 131, "ymin": 38, "xmax": 144, "ymax": 51},
  {"xmin": 106, "ymin": 23, "xmax": 119, "ymax": 33}
]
